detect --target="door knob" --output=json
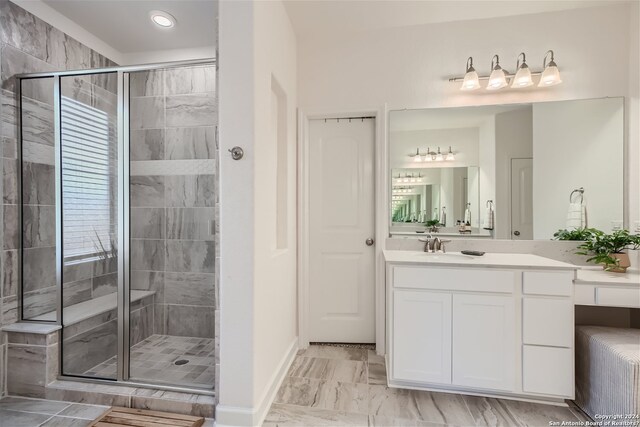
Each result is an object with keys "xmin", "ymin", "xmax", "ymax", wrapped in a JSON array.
[
  {"xmin": 366, "ymin": 238, "xmax": 375, "ymax": 246},
  {"xmin": 513, "ymin": 230, "xmax": 521, "ymax": 236}
]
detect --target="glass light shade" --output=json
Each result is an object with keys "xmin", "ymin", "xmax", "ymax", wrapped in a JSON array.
[
  {"xmin": 413, "ymin": 155, "xmax": 422, "ymax": 162},
  {"xmin": 460, "ymin": 70, "xmax": 481, "ymax": 91},
  {"xmin": 538, "ymin": 63, "xmax": 562, "ymax": 87},
  {"xmin": 435, "ymin": 148, "xmax": 444, "ymax": 161},
  {"xmin": 446, "ymin": 147, "xmax": 455, "ymax": 161},
  {"xmin": 487, "ymin": 68, "xmax": 508, "ymax": 90},
  {"xmin": 511, "ymin": 65, "xmax": 533, "ymax": 88}
]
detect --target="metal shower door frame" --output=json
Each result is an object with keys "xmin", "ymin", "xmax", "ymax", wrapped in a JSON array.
[{"xmin": 16, "ymin": 58, "xmax": 216, "ymax": 394}]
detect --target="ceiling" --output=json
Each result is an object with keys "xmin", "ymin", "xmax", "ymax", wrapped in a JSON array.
[
  {"xmin": 42, "ymin": 0, "xmax": 217, "ymax": 54},
  {"xmin": 283, "ymin": 0, "xmax": 625, "ymax": 39}
]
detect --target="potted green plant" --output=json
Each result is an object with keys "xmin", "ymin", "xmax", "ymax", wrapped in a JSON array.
[
  {"xmin": 576, "ymin": 229, "xmax": 640, "ymax": 273},
  {"xmin": 553, "ymin": 227, "xmax": 600, "ymax": 241}
]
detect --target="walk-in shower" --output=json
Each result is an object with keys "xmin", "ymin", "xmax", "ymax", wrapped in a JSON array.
[{"xmin": 16, "ymin": 59, "xmax": 217, "ymax": 391}]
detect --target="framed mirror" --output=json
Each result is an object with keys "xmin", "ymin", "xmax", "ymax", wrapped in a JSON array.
[{"xmin": 389, "ymin": 97, "xmax": 624, "ymax": 240}]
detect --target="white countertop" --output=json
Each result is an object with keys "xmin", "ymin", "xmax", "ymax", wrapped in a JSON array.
[
  {"xmin": 575, "ymin": 268, "xmax": 640, "ymax": 286},
  {"xmin": 390, "ymin": 232, "xmax": 493, "ymax": 238},
  {"xmin": 383, "ymin": 250, "xmax": 577, "ymax": 270}
]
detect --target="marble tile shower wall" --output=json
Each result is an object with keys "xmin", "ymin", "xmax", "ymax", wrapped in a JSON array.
[
  {"xmin": 129, "ymin": 66, "xmax": 218, "ymax": 344},
  {"xmin": 0, "ymin": 0, "xmax": 117, "ymax": 397}
]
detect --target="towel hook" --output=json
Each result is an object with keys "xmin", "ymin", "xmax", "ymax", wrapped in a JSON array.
[{"xmin": 569, "ymin": 187, "xmax": 584, "ymax": 203}]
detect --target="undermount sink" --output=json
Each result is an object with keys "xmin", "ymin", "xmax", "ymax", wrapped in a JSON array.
[{"xmin": 413, "ymin": 252, "xmax": 476, "ymax": 261}]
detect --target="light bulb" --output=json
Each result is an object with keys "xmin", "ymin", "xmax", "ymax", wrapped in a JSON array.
[
  {"xmin": 460, "ymin": 57, "xmax": 481, "ymax": 91},
  {"xmin": 446, "ymin": 146, "xmax": 455, "ymax": 161},
  {"xmin": 511, "ymin": 53, "xmax": 533, "ymax": 88},
  {"xmin": 413, "ymin": 148, "xmax": 422, "ymax": 162},
  {"xmin": 538, "ymin": 50, "xmax": 562, "ymax": 87},
  {"xmin": 487, "ymin": 54, "xmax": 508, "ymax": 90}
]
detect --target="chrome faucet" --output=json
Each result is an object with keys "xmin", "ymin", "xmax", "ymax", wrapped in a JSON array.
[{"xmin": 418, "ymin": 235, "xmax": 452, "ymax": 253}]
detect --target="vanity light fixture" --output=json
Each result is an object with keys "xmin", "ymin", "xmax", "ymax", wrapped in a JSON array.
[
  {"xmin": 538, "ymin": 50, "xmax": 562, "ymax": 87},
  {"xmin": 487, "ymin": 55, "xmax": 509, "ymax": 90},
  {"xmin": 407, "ymin": 147, "xmax": 456, "ymax": 162},
  {"xmin": 511, "ymin": 52, "xmax": 533, "ymax": 88},
  {"xmin": 460, "ymin": 57, "xmax": 481, "ymax": 91},
  {"xmin": 449, "ymin": 50, "xmax": 562, "ymax": 91},
  {"xmin": 150, "ymin": 10, "xmax": 176, "ymax": 28}
]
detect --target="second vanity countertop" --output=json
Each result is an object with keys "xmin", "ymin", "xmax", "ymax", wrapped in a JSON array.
[{"xmin": 383, "ymin": 250, "xmax": 577, "ymax": 270}]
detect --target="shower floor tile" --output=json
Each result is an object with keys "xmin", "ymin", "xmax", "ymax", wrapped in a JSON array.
[{"xmin": 84, "ymin": 334, "xmax": 215, "ymax": 388}]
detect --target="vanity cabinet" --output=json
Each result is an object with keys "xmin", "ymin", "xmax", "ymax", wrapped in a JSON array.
[{"xmin": 386, "ymin": 258, "xmax": 576, "ymax": 404}]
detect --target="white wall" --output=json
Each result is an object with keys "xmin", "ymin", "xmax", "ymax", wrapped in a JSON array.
[
  {"xmin": 218, "ymin": 1, "xmax": 298, "ymax": 425},
  {"xmin": 494, "ymin": 107, "xmax": 533, "ymax": 238},
  {"xmin": 532, "ymin": 98, "xmax": 624, "ymax": 239},
  {"xmin": 218, "ymin": 0, "xmax": 255, "ymax": 420},
  {"xmin": 252, "ymin": 0, "xmax": 298, "ymax": 418},
  {"xmin": 297, "ymin": 3, "xmax": 639, "ymax": 231}
]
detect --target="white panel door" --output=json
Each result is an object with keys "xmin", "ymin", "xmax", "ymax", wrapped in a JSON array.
[
  {"xmin": 511, "ymin": 158, "xmax": 533, "ymax": 240},
  {"xmin": 452, "ymin": 294, "xmax": 516, "ymax": 391},
  {"xmin": 393, "ymin": 290, "xmax": 452, "ymax": 384},
  {"xmin": 309, "ymin": 118, "xmax": 375, "ymax": 343}
]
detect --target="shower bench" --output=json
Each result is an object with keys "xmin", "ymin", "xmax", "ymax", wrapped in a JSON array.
[{"xmin": 29, "ymin": 290, "xmax": 156, "ymax": 376}]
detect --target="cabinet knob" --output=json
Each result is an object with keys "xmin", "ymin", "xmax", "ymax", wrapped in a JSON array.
[
  {"xmin": 366, "ymin": 238, "xmax": 375, "ymax": 246},
  {"xmin": 513, "ymin": 231, "xmax": 521, "ymax": 236}
]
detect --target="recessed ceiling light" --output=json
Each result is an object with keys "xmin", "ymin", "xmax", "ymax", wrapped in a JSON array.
[{"xmin": 150, "ymin": 10, "xmax": 176, "ymax": 28}]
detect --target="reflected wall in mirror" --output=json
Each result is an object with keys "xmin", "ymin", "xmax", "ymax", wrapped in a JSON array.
[{"xmin": 389, "ymin": 97, "xmax": 624, "ymax": 240}]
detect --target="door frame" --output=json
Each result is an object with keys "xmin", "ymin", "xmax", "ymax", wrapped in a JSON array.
[
  {"xmin": 510, "ymin": 157, "xmax": 533, "ymax": 240},
  {"xmin": 297, "ymin": 106, "xmax": 388, "ymax": 353}
]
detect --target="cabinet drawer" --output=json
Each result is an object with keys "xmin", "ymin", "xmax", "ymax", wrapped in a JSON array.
[
  {"xmin": 523, "ymin": 297, "xmax": 573, "ymax": 347},
  {"xmin": 574, "ymin": 285, "xmax": 596, "ymax": 305},
  {"xmin": 523, "ymin": 271, "xmax": 573, "ymax": 296},
  {"xmin": 393, "ymin": 267, "xmax": 514, "ymax": 293},
  {"xmin": 596, "ymin": 287, "xmax": 640, "ymax": 308},
  {"xmin": 523, "ymin": 345, "xmax": 573, "ymax": 398}
]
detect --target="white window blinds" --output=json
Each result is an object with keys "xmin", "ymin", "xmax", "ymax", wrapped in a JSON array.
[{"xmin": 61, "ymin": 96, "xmax": 117, "ymax": 260}]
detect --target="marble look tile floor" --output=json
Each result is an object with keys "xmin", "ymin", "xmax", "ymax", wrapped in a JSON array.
[
  {"xmin": 264, "ymin": 345, "xmax": 592, "ymax": 426},
  {"xmin": 84, "ymin": 334, "xmax": 215, "ymax": 388},
  {"xmin": 0, "ymin": 396, "xmax": 215, "ymax": 427}
]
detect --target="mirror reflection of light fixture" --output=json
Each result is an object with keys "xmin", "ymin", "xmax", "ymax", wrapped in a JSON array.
[
  {"xmin": 425, "ymin": 147, "xmax": 432, "ymax": 162},
  {"xmin": 538, "ymin": 50, "xmax": 562, "ymax": 87},
  {"xmin": 487, "ymin": 54, "xmax": 509, "ymax": 90},
  {"xmin": 460, "ymin": 57, "xmax": 481, "ymax": 91},
  {"xmin": 446, "ymin": 146, "xmax": 455, "ymax": 161},
  {"xmin": 412, "ymin": 148, "xmax": 422, "ymax": 162},
  {"xmin": 511, "ymin": 52, "xmax": 533, "ymax": 88}
]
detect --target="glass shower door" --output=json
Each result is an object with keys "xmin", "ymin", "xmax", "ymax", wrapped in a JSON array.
[
  {"xmin": 127, "ymin": 65, "xmax": 217, "ymax": 388},
  {"xmin": 59, "ymin": 72, "xmax": 120, "ymax": 379}
]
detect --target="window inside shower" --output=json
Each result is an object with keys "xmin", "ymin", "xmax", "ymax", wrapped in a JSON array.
[{"xmin": 18, "ymin": 62, "xmax": 218, "ymax": 391}]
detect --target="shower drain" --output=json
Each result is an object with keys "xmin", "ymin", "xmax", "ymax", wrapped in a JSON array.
[{"xmin": 174, "ymin": 359, "xmax": 189, "ymax": 366}]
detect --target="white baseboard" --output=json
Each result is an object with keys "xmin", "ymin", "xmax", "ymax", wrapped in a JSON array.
[{"xmin": 216, "ymin": 337, "xmax": 298, "ymax": 427}]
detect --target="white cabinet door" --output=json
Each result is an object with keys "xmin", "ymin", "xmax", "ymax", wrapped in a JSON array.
[
  {"xmin": 452, "ymin": 294, "xmax": 516, "ymax": 391},
  {"xmin": 523, "ymin": 345, "xmax": 573, "ymax": 398},
  {"xmin": 393, "ymin": 290, "xmax": 452, "ymax": 384}
]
